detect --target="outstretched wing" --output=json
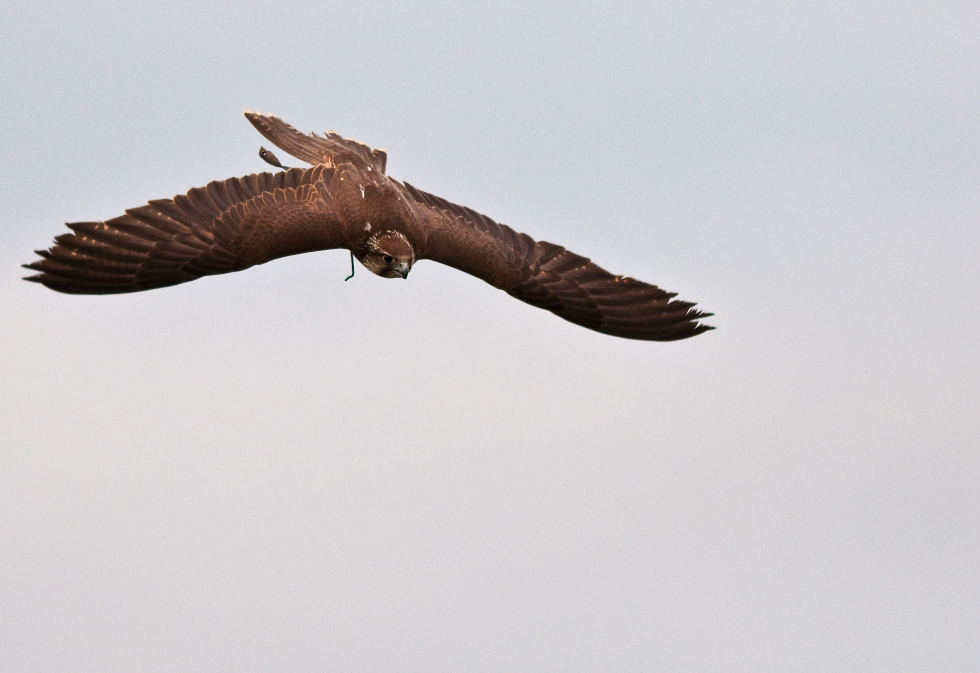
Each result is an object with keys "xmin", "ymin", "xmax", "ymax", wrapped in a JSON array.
[
  {"xmin": 24, "ymin": 165, "xmax": 346, "ymax": 294},
  {"xmin": 402, "ymin": 183, "xmax": 713, "ymax": 341},
  {"xmin": 245, "ymin": 111, "xmax": 388, "ymax": 174}
]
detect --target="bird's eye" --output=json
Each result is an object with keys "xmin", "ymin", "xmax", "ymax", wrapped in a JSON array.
[{"xmin": 382, "ymin": 255, "xmax": 394, "ymax": 263}]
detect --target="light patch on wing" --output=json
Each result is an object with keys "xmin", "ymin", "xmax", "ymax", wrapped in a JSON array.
[{"xmin": 364, "ymin": 222, "xmax": 372, "ymax": 231}]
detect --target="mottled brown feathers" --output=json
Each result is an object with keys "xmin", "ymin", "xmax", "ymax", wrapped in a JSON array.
[
  {"xmin": 245, "ymin": 111, "xmax": 387, "ymax": 175},
  {"xmin": 24, "ymin": 166, "xmax": 344, "ymax": 294},
  {"xmin": 24, "ymin": 111, "xmax": 713, "ymax": 340},
  {"xmin": 401, "ymin": 183, "xmax": 712, "ymax": 340}
]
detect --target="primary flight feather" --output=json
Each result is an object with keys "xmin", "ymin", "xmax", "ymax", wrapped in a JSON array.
[{"xmin": 24, "ymin": 111, "xmax": 714, "ymax": 341}]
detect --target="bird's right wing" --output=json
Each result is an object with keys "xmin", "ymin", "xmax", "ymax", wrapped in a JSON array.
[
  {"xmin": 24, "ymin": 165, "xmax": 348, "ymax": 294},
  {"xmin": 245, "ymin": 111, "xmax": 388, "ymax": 174},
  {"xmin": 402, "ymin": 182, "xmax": 713, "ymax": 341}
]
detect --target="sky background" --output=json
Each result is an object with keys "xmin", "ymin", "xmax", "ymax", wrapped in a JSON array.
[{"xmin": 1, "ymin": 1, "xmax": 978, "ymax": 671}]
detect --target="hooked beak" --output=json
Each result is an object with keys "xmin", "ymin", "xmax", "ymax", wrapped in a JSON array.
[{"xmin": 395, "ymin": 263, "xmax": 410, "ymax": 279}]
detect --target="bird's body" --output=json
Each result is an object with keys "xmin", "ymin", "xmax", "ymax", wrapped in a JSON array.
[{"xmin": 24, "ymin": 112, "xmax": 713, "ymax": 341}]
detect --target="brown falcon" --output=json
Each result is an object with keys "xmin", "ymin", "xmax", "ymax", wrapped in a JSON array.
[{"xmin": 23, "ymin": 111, "xmax": 714, "ymax": 341}]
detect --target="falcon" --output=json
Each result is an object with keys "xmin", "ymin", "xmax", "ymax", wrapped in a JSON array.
[{"xmin": 24, "ymin": 111, "xmax": 714, "ymax": 341}]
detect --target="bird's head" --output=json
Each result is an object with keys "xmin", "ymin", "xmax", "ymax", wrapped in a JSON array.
[{"xmin": 358, "ymin": 230, "xmax": 415, "ymax": 279}]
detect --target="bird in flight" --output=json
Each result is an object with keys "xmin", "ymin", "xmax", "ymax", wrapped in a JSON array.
[{"xmin": 24, "ymin": 111, "xmax": 713, "ymax": 341}]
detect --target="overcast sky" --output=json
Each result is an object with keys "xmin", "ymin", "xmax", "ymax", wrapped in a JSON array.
[{"xmin": 1, "ymin": 1, "xmax": 978, "ymax": 671}]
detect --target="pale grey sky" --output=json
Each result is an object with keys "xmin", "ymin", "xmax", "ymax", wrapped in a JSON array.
[{"xmin": 2, "ymin": 1, "xmax": 978, "ymax": 671}]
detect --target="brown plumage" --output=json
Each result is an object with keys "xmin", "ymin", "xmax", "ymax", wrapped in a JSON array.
[
  {"xmin": 258, "ymin": 146, "xmax": 290, "ymax": 170},
  {"xmin": 23, "ymin": 111, "xmax": 714, "ymax": 341}
]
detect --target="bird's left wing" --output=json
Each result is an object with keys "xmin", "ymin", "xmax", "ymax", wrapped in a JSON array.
[
  {"xmin": 24, "ymin": 166, "xmax": 347, "ymax": 294},
  {"xmin": 402, "ymin": 182, "xmax": 713, "ymax": 341}
]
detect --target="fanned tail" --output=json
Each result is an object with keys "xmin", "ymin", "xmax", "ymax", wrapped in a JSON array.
[{"xmin": 244, "ymin": 110, "xmax": 387, "ymax": 174}]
